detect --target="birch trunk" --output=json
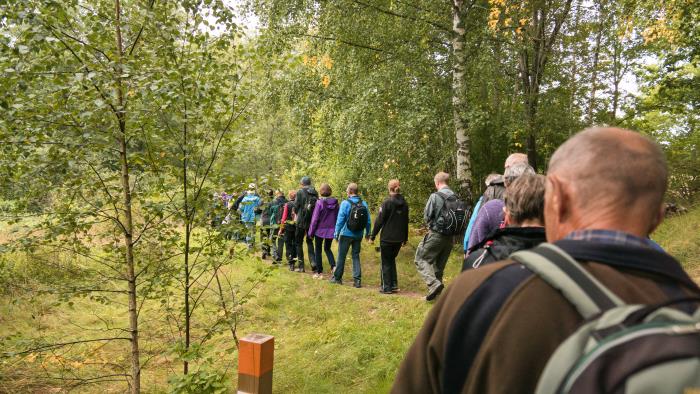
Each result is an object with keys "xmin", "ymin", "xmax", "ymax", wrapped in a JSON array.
[
  {"xmin": 114, "ymin": 0, "xmax": 141, "ymax": 391},
  {"xmin": 452, "ymin": 0, "xmax": 473, "ymax": 197}
]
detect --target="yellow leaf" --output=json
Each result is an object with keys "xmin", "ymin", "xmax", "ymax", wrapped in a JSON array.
[
  {"xmin": 322, "ymin": 54, "xmax": 333, "ymax": 70},
  {"xmin": 321, "ymin": 75, "xmax": 330, "ymax": 88}
]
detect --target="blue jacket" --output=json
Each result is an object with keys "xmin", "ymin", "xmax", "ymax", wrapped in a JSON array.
[
  {"xmin": 238, "ymin": 193, "xmax": 261, "ymax": 223},
  {"xmin": 463, "ymin": 196, "xmax": 483, "ymax": 252},
  {"xmin": 334, "ymin": 195, "xmax": 371, "ymax": 239}
]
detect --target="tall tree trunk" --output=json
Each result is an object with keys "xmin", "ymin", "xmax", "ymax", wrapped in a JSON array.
[
  {"xmin": 114, "ymin": 0, "xmax": 140, "ymax": 392},
  {"xmin": 587, "ymin": 27, "xmax": 603, "ymax": 124},
  {"xmin": 610, "ymin": 41, "xmax": 623, "ymax": 124},
  {"xmin": 518, "ymin": 0, "xmax": 573, "ymax": 171},
  {"xmin": 452, "ymin": 0, "xmax": 473, "ymax": 198},
  {"xmin": 568, "ymin": 0, "xmax": 583, "ymax": 134},
  {"xmin": 183, "ymin": 98, "xmax": 191, "ymax": 375}
]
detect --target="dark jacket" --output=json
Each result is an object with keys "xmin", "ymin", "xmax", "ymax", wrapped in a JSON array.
[
  {"xmin": 308, "ymin": 197, "xmax": 340, "ymax": 239},
  {"xmin": 294, "ymin": 186, "xmax": 318, "ymax": 229},
  {"xmin": 371, "ymin": 194, "xmax": 409, "ymax": 244},
  {"xmin": 391, "ymin": 240, "xmax": 700, "ymax": 394},
  {"xmin": 462, "ymin": 227, "xmax": 546, "ymax": 271}
]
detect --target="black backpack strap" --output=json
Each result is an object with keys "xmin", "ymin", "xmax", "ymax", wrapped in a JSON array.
[{"xmin": 511, "ymin": 243, "xmax": 624, "ymax": 319}]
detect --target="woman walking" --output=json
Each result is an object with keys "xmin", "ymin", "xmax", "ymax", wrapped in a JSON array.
[
  {"xmin": 308, "ymin": 183, "xmax": 339, "ymax": 278},
  {"xmin": 370, "ymin": 179, "xmax": 409, "ymax": 294}
]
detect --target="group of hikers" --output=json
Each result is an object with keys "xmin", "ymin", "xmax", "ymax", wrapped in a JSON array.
[
  {"xmin": 212, "ymin": 177, "xmax": 409, "ymax": 293},
  {"xmin": 212, "ymin": 126, "xmax": 700, "ymax": 393},
  {"xmin": 210, "ymin": 149, "xmax": 549, "ymax": 301}
]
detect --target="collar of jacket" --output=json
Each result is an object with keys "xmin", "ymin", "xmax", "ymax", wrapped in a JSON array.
[
  {"xmin": 470, "ymin": 226, "xmax": 545, "ymax": 252},
  {"xmin": 555, "ymin": 239, "xmax": 699, "ymax": 291}
]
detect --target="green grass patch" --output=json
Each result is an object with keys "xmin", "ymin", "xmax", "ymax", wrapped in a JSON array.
[{"xmin": 652, "ymin": 204, "xmax": 700, "ymax": 282}]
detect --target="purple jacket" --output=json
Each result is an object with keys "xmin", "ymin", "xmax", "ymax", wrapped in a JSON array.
[
  {"xmin": 467, "ymin": 199, "xmax": 505, "ymax": 252},
  {"xmin": 308, "ymin": 197, "xmax": 339, "ymax": 239}
]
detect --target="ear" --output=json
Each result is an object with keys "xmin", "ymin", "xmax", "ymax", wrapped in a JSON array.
[
  {"xmin": 548, "ymin": 174, "xmax": 572, "ymax": 221},
  {"xmin": 648, "ymin": 203, "xmax": 666, "ymax": 235},
  {"xmin": 503, "ymin": 207, "xmax": 512, "ymax": 226}
]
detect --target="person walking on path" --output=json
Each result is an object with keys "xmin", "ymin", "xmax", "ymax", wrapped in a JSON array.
[
  {"xmin": 294, "ymin": 176, "xmax": 318, "ymax": 273},
  {"xmin": 238, "ymin": 183, "xmax": 261, "ymax": 249},
  {"xmin": 269, "ymin": 190, "xmax": 287, "ymax": 264},
  {"xmin": 308, "ymin": 183, "xmax": 339, "ymax": 278},
  {"xmin": 370, "ymin": 179, "xmax": 409, "ymax": 294},
  {"xmin": 278, "ymin": 190, "xmax": 297, "ymax": 271},
  {"xmin": 259, "ymin": 190, "xmax": 275, "ymax": 259},
  {"xmin": 466, "ymin": 162, "xmax": 535, "ymax": 252},
  {"xmin": 463, "ymin": 174, "xmax": 547, "ymax": 270},
  {"xmin": 330, "ymin": 183, "xmax": 371, "ymax": 288},
  {"xmin": 414, "ymin": 172, "xmax": 457, "ymax": 301},
  {"xmin": 462, "ymin": 174, "xmax": 504, "ymax": 254}
]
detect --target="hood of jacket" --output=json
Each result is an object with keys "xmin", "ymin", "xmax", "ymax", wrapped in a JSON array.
[
  {"xmin": 389, "ymin": 193, "xmax": 407, "ymax": 209},
  {"xmin": 476, "ymin": 226, "xmax": 546, "ymax": 260},
  {"xmin": 304, "ymin": 186, "xmax": 318, "ymax": 197},
  {"xmin": 275, "ymin": 196, "xmax": 287, "ymax": 205},
  {"xmin": 321, "ymin": 197, "xmax": 339, "ymax": 210}
]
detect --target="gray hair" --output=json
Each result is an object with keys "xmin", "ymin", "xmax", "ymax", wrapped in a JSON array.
[{"xmin": 504, "ymin": 163, "xmax": 536, "ymax": 187}]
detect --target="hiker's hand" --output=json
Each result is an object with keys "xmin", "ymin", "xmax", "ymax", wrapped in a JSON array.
[{"xmin": 402, "ymin": 241, "xmax": 407, "ymax": 246}]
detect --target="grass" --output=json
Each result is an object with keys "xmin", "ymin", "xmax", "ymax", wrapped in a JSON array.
[
  {"xmin": 652, "ymin": 203, "xmax": 700, "ymax": 282},
  {"xmin": 0, "ymin": 229, "xmax": 461, "ymax": 393},
  {"xmin": 1, "ymin": 206, "xmax": 698, "ymax": 393}
]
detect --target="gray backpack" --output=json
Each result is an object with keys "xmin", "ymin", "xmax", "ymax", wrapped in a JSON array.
[{"xmin": 511, "ymin": 243, "xmax": 700, "ymax": 394}]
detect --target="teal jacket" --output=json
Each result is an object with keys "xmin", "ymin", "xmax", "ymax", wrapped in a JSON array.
[
  {"xmin": 238, "ymin": 193, "xmax": 261, "ymax": 223},
  {"xmin": 334, "ymin": 195, "xmax": 371, "ymax": 239}
]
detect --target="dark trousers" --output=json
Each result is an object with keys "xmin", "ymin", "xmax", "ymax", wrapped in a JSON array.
[
  {"xmin": 380, "ymin": 241, "xmax": 401, "ymax": 292},
  {"xmin": 314, "ymin": 236, "xmax": 335, "ymax": 274},
  {"xmin": 334, "ymin": 236, "xmax": 362, "ymax": 282},
  {"xmin": 260, "ymin": 227, "xmax": 272, "ymax": 256},
  {"xmin": 274, "ymin": 232, "xmax": 284, "ymax": 262},
  {"xmin": 284, "ymin": 225, "xmax": 297, "ymax": 265},
  {"xmin": 295, "ymin": 227, "xmax": 316, "ymax": 270}
]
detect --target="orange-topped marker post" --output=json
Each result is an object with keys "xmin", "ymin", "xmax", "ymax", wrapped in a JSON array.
[{"xmin": 238, "ymin": 333, "xmax": 274, "ymax": 394}]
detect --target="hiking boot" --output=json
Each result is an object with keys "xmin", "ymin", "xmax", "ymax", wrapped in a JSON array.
[
  {"xmin": 329, "ymin": 277, "xmax": 342, "ymax": 285},
  {"xmin": 379, "ymin": 288, "xmax": 393, "ymax": 294},
  {"xmin": 425, "ymin": 283, "xmax": 445, "ymax": 301},
  {"xmin": 353, "ymin": 279, "xmax": 362, "ymax": 288},
  {"xmin": 288, "ymin": 264, "xmax": 295, "ymax": 271}
]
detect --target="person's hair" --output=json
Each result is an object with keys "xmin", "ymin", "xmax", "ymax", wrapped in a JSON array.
[
  {"xmin": 505, "ymin": 153, "xmax": 528, "ymax": 169},
  {"xmin": 275, "ymin": 190, "xmax": 284, "ymax": 197},
  {"xmin": 388, "ymin": 179, "xmax": 400, "ymax": 194},
  {"xmin": 548, "ymin": 127, "xmax": 668, "ymax": 223},
  {"xmin": 319, "ymin": 183, "xmax": 332, "ymax": 197},
  {"xmin": 300, "ymin": 176, "xmax": 312, "ymax": 186},
  {"xmin": 434, "ymin": 172, "xmax": 449, "ymax": 185},
  {"xmin": 504, "ymin": 163, "xmax": 536, "ymax": 187},
  {"xmin": 484, "ymin": 173, "xmax": 501, "ymax": 186},
  {"xmin": 482, "ymin": 183, "xmax": 506, "ymax": 204},
  {"xmin": 287, "ymin": 190, "xmax": 296, "ymax": 200},
  {"xmin": 504, "ymin": 174, "xmax": 546, "ymax": 225},
  {"xmin": 346, "ymin": 183, "xmax": 358, "ymax": 195}
]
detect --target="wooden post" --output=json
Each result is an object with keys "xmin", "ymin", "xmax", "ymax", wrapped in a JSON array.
[{"xmin": 238, "ymin": 333, "xmax": 274, "ymax": 394}]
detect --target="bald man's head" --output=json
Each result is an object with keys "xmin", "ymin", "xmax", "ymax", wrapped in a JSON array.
[
  {"xmin": 545, "ymin": 127, "xmax": 667, "ymax": 239},
  {"xmin": 505, "ymin": 153, "xmax": 528, "ymax": 169}
]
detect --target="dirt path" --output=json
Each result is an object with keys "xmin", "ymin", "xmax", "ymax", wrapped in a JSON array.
[{"xmin": 261, "ymin": 256, "xmax": 425, "ymax": 299}]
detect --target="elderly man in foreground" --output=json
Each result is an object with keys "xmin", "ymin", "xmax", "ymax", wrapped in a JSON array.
[{"xmin": 391, "ymin": 127, "xmax": 700, "ymax": 393}]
